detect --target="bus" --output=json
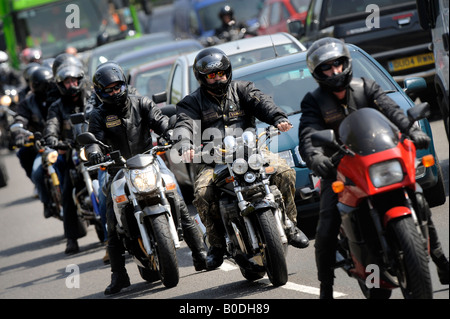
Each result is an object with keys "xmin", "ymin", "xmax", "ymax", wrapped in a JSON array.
[{"xmin": 0, "ymin": 0, "xmax": 143, "ymax": 69}]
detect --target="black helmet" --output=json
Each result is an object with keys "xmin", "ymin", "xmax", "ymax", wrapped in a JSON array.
[
  {"xmin": 193, "ymin": 47, "xmax": 232, "ymax": 95},
  {"xmin": 30, "ymin": 66, "xmax": 53, "ymax": 94},
  {"xmin": 23, "ymin": 62, "xmax": 41, "ymax": 84},
  {"xmin": 52, "ymin": 53, "xmax": 83, "ymax": 76},
  {"xmin": 219, "ymin": 5, "xmax": 234, "ymax": 19},
  {"xmin": 92, "ymin": 61, "xmax": 128, "ymax": 109},
  {"xmin": 306, "ymin": 37, "xmax": 352, "ymax": 92},
  {"xmin": 55, "ymin": 64, "xmax": 84, "ymax": 97}
]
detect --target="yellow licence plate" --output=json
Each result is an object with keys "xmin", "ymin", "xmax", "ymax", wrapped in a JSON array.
[{"xmin": 388, "ymin": 52, "xmax": 435, "ymax": 72}]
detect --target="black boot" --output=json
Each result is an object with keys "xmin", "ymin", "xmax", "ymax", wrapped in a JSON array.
[
  {"xmin": 65, "ymin": 238, "xmax": 79, "ymax": 254},
  {"xmin": 183, "ymin": 224, "xmax": 207, "ymax": 271},
  {"xmin": 287, "ymin": 224, "xmax": 309, "ymax": 248},
  {"xmin": 319, "ymin": 283, "xmax": 333, "ymax": 299},
  {"xmin": 104, "ymin": 271, "xmax": 130, "ymax": 295},
  {"xmin": 206, "ymin": 246, "xmax": 225, "ymax": 270},
  {"xmin": 434, "ymin": 255, "xmax": 449, "ymax": 285}
]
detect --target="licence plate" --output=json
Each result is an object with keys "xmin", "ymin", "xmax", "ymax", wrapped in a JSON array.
[{"xmin": 388, "ymin": 52, "xmax": 435, "ymax": 72}]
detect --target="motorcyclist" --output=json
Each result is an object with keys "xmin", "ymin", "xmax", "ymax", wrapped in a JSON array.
[
  {"xmin": 86, "ymin": 61, "xmax": 207, "ymax": 295},
  {"xmin": 298, "ymin": 37, "xmax": 449, "ymax": 299},
  {"xmin": 214, "ymin": 5, "xmax": 249, "ymax": 42},
  {"xmin": 42, "ymin": 57, "xmax": 92, "ymax": 254},
  {"xmin": 0, "ymin": 50, "xmax": 23, "ymax": 90},
  {"xmin": 173, "ymin": 47, "xmax": 310, "ymax": 270},
  {"xmin": 13, "ymin": 66, "xmax": 55, "ymax": 211}
]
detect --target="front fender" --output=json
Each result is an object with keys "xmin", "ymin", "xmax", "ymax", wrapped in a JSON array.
[{"xmin": 383, "ymin": 206, "xmax": 411, "ymax": 227}]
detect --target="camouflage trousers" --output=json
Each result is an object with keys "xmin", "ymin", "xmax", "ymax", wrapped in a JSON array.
[{"xmin": 192, "ymin": 150, "xmax": 297, "ymax": 248}]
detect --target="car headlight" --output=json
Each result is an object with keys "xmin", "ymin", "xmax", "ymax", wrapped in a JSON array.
[
  {"xmin": 277, "ymin": 150, "xmax": 295, "ymax": 167},
  {"xmin": 369, "ymin": 159, "xmax": 404, "ymax": 188},
  {"xmin": 232, "ymin": 158, "xmax": 248, "ymax": 175},
  {"xmin": 248, "ymin": 153, "xmax": 264, "ymax": 170},
  {"xmin": 131, "ymin": 166, "xmax": 158, "ymax": 193}
]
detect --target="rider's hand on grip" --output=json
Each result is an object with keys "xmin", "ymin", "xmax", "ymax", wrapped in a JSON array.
[
  {"xmin": 88, "ymin": 152, "xmax": 104, "ymax": 165},
  {"xmin": 409, "ymin": 129, "xmax": 430, "ymax": 149},
  {"xmin": 14, "ymin": 134, "xmax": 25, "ymax": 147},
  {"xmin": 311, "ymin": 154, "xmax": 334, "ymax": 178},
  {"xmin": 45, "ymin": 136, "xmax": 58, "ymax": 148}
]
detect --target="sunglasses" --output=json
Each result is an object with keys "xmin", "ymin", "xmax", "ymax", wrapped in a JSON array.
[
  {"xmin": 319, "ymin": 59, "xmax": 345, "ymax": 71},
  {"xmin": 206, "ymin": 70, "xmax": 225, "ymax": 79},
  {"xmin": 103, "ymin": 83, "xmax": 125, "ymax": 94}
]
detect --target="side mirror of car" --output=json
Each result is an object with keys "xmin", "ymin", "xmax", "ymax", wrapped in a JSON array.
[
  {"xmin": 287, "ymin": 19, "xmax": 305, "ymax": 39},
  {"xmin": 403, "ymin": 77, "xmax": 427, "ymax": 98}
]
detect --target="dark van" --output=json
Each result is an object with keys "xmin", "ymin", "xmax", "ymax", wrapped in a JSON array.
[{"xmin": 288, "ymin": 0, "xmax": 437, "ymax": 108}]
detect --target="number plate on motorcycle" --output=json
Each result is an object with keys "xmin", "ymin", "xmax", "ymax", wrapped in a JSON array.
[{"xmin": 388, "ymin": 52, "xmax": 435, "ymax": 72}]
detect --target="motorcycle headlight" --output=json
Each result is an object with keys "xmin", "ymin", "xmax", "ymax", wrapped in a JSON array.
[
  {"xmin": 369, "ymin": 159, "xmax": 404, "ymax": 188},
  {"xmin": 224, "ymin": 135, "xmax": 237, "ymax": 153},
  {"xmin": 242, "ymin": 131, "xmax": 256, "ymax": 148},
  {"xmin": 232, "ymin": 158, "xmax": 248, "ymax": 175},
  {"xmin": 130, "ymin": 166, "xmax": 158, "ymax": 193},
  {"xmin": 248, "ymin": 153, "xmax": 264, "ymax": 170},
  {"xmin": 277, "ymin": 150, "xmax": 295, "ymax": 167},
  {"xmin": 44, "ymin": 150, "xmax": 59, "ymax": 165},
  {"xmin": 1, "ymin": 95, "xmax": 12, "ymax": 107}
]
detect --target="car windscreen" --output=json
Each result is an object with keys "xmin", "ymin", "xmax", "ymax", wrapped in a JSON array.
[{"xmin": 234, "ymin": 50, "xmax": 397, "ymax": 115}]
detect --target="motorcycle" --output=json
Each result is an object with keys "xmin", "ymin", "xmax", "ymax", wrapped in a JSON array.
[
  {"xmin": 310, "ymin": 102, "xmax": 434, "ymax": 299},
  {"xmin": 196, "ymin": 126, "xmax": 291, "ymax": 286},
  {"xmin": 76, "ymin": 131, "xmax": 182, "ymax": 288},
  {"xmin": 9, "ymin": 123, "xmax": 63, "ymax": 219}
]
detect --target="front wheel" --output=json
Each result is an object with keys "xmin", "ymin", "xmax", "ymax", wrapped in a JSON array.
[
  {"xmin": 147, "ymin": 214, "xmax": 179, "ymax": 288},
  {"xmin": 388, "ymin": 217, "xmax": 433, "ymax": 299},
  {"xmin": 255, "ymin": 209, "xmax": 288, "ymax": 286}
]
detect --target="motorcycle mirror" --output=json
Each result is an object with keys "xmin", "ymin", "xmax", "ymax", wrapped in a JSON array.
[
  {"xmin": 70, "ymin": 113, "xmax": 86, "ymax": 125},
  {"xmin": 9, "ymin": 123, "xmax": 24, "ymax": 132},
  {"xmin": 311, "ymin": 129, "xmax": 336, "ymax": 148},
  {"xmin": 76, "ymin": 132, "xmax": 98, "ymax": 145},
  {"xmin": 152, "ymin": 91, "xmax": 167, "ymax": 104},
  {"xmin": 407, "ymin": 102, "xmax": 430, "ymax": 123}
]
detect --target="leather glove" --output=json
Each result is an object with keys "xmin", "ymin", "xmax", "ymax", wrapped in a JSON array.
[
  {"xmin": 88, "ymin": 152, "xmax": 104, "ymax": 165},
  {"xmin": 311, "ymin": 154, "xmax": 334, "ymax": 178},
  {"xmin": 45, "ymin": 136, "xmax": 59, "ymax": 148},
  {"xmin": 409, "ymin": 129, "xmax": 430, "ymax": 149}
]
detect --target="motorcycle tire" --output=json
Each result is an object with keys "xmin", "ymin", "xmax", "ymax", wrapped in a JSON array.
[
  {"xmin": 387, "ymin": 216, "xmax": 433, "ymax": 299},
  {"xmin": 147, "ymin": 213, "xmax": 179, "ymax": 288},
  {"xmin": 48, "ymin": 180, "xmax": 63, "ymax": 220},
  {"xmin": 255, "ymin": 208, "xmax": 288, "ymax": 286},
  {"xmin": 138, "ymin": 266, "xmax": 160, "ymax": 283}
]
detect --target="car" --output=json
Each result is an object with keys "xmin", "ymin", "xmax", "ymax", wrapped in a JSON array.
[
  {"xmin": 287, "ymin": 0, "xmax": 439, "ymax": 113},
  {"xmin": 128, "ymin": 55, "xmax": 180, "ymax": 102},
  {"xmin": 164, "ymin": 32, "xmax": 306, "ymax": 106},
  {"xmin": 172, "ymin": 0, "xmax": 263, "ymax": 39},
  {"xmin": 166, "ymin": 43, "xmax": 446, "ymax": 219},
  {"xmin": 257, "ymin": 0, "xmax": 309, "ymax": 35},
  {"xmin": 114, "ymin": 39, "xmax": 204, "ymax": 77},
  {"xmin": 86, "ymin": 32, "xmax": 174, "ymax": 78},
  {"xmin": 417, "ymin": 0, "xmax": 449, "ymax": 140}
]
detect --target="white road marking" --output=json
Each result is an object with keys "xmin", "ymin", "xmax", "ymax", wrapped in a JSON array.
[{"xmin": 219, "ymin": 260, "xmax": 347, "ymax": 298}]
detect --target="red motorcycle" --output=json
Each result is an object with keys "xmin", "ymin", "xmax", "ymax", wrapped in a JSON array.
[{"xmin": 311, "ymin": 102, "xmax": 434, "ymax": 299}]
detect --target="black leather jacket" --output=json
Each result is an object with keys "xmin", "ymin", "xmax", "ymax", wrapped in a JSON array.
[
  {"xmin": 14, "ymin": 93, "xmax": 48, "ymax": 134},
  {"xmin": 174, "ymin": 80, "xmax": 289, "ymax": 151},
  {"xmin": 43, "ymin": 92, "xmax": 90, "ymax": 144},
  {"xmin": 298, "ymin": 77, "xmax": 411, "ymax": 168},
  {"xmin": 86, "ymin": 94, "xmax": 169, "ymax": 160}
]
